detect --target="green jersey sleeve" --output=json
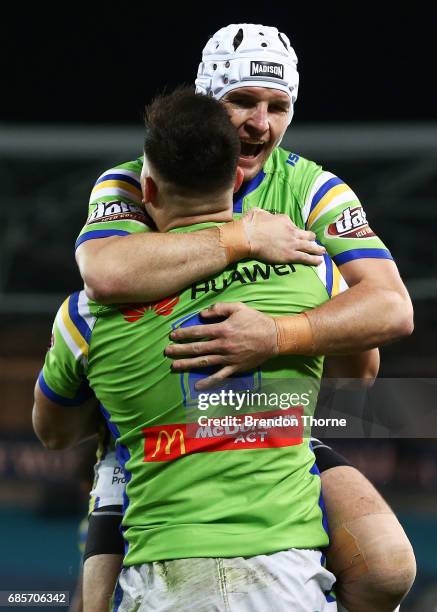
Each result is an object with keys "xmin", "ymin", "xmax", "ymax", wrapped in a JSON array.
[
  {"xmin": 301, "ymin": 169, "xmax": 393, "ymax": 267},
  {"xmin": 75, "ymin": 157, "xmax": 152, "ymax": 251},
  {"xmin": 38, "ymin": 291, "xmax": 97, "ymax": 406}
]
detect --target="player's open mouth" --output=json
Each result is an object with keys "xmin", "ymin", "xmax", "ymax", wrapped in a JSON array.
[{"xmin": 240, "ymin": 142, "xmax": 265, "ymax": 159}]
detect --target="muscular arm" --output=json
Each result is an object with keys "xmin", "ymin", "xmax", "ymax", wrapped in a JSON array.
[
  {"xmin": 77, "ymin": 210, "xmax": 325, "ymax": 303},
  {"xmin": 299, "ymin": 170, "xmax": 413, "ymax": 351},
  {"xmin": 323, "ymin": 349, "xmax": 380, "ymax": 381},
  {"xmin": 305, "ymin": 258, "xmax": 413, "ymax": 354},
  {"xmin": 32, "ymin": 381, "xmax": 100, "ymax": 450},
  {"xmin": 77, "ymin": 230, "xmax": 228, "ymax": 303}
]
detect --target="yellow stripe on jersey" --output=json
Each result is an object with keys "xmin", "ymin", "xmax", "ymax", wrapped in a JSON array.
[
  {"xmin": 331, "ymin": 263, "xmax": 342, "ymax": 297},
  {"xmin": 61, "ymin": 298, "xmax": 89, "ymax": 358},
  {"xmin": 307, "ymin": 183, "xmax": 351, "ymax": 227},
  {"xmin": 91, "ymin": 179, "xmax": 142, "ymax": 199},
  {"xmin": 89, "ymin": 494, "xmax": 98, "ymax": 515}
]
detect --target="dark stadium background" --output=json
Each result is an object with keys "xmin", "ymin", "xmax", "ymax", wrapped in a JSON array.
[{"xmin": 1, "ymin": 6, "xmax": 436, "ymax": 610}]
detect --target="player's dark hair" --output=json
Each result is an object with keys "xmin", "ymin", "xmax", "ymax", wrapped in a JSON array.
[{"xmin": 144, "ymin": 87, "xmax": 240, "ymax": 194}]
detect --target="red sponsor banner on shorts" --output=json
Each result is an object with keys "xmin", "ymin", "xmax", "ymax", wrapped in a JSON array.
[{"xmin": 143, "ymin": 408, "xmax": 303, "ymax": 462}]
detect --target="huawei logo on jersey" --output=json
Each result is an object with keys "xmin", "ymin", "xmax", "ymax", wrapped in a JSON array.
[
  {"xmin": 120, "ymin": 295, "xmax": 179, "ymax": 322},
  {"xmin": 327, "ymin": 206, "xmax": 375, "ymax": 239}
]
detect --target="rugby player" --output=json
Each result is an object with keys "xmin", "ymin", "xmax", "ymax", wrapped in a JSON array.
[
  {"xmin": 35, "ymin": 87, "xmax": 344, "ymax": 611},
  {"xmin": 72, "ymin": 23, "xmax": 415, "ymax": 612}
]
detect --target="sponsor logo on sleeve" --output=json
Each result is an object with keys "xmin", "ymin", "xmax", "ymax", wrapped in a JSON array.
[
  {"xmin": 87, "ymin": 201, "xmax": 147, "ymax": 225},
  {"xmin": 250, "ymin": 61, "xmax": 284, "ymax": 80},
  {"xmin": 326, "ymin": 206, "xmax": 375, "ymax": 239}
]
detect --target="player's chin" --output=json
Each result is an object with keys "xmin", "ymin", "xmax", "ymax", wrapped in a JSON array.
[{"xmin": 239, "ymin": 150, "xmax": 269, "ymax": 182}]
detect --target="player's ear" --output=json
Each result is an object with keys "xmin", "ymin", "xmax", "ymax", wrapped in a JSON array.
[
  {"xmin": 144, "ymin": 176, "xmax": 158, "ymax": 207},
  {"xmin": 233, "ymin": 166, "xmax": 244, "ymax": 193}
]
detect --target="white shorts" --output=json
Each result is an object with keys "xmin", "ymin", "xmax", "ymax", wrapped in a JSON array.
[{"xmin": 113, "ymin": 549, "xmax": 337, "ymax": 612}]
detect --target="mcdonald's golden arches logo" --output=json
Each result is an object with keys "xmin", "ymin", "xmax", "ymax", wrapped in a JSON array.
[{"xmin": 151, "ymin": 428, "xmax": 186, "ymax": 459}]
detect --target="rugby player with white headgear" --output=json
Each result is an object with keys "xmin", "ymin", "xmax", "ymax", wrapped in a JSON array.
[{"xmin": 61, "ymin": 23, "xmax": 414, "ymax": 611}]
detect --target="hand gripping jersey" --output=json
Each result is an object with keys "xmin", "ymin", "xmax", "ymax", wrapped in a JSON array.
[
  {"xmin": 40, "ymin": 233, "xmax": 347, "ymax": 566},
  {"xmin": 76, "ymin": 147, "xmax": 392, "ymax": 268}
]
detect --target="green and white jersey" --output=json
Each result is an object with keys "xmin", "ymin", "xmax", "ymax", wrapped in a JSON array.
[
  {"xmin": 75, "ymin": 157, "xmax": 150, "ymax": 250},
  {"xmin": 76, "ymin": 148, "xmax": 391, "ymax": 267},
  {"xmin": 40, "ymin": 234, "xmax": 347, "ymax": 566}
]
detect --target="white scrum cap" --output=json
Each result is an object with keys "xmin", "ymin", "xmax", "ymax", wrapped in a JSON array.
[{"xmin": 195, "ymin": 23, "xmax": 299, "ymax": 124}]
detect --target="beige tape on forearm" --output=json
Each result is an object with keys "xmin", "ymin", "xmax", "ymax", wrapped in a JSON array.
[
  {"xmin": 273, "ymin": 312, "xmax": 315, "ymax": 354},
  {"xmin": 218, "ymin": 220, "xmax": 251, "ymax": 264}
]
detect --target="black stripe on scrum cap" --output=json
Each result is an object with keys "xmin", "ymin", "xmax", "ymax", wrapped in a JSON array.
[
  {"xmin": 278, "ymin": 32, "xmax": 288, "ymax": 50},
  {"xmin": 233, "ymin": 28, "xmax": 243, "ymax": 51}
]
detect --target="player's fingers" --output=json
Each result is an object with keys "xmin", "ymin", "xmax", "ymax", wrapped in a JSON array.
[
  {"xmin": 194, "ymin": 365, "xmax": 237, "ymax": 390},
  {"xmin": 292, "ymin": 229, "xmax": 317, "ymax": 241},
  {"xmin": 199, "ymin": 302, "xmax": 245, "ymax": 319},
  {"xmin": 242, "ymin": 207, "xmax": 256, "ymax": 220},
  {"xmin": 170, "ymin": 323, "xmax": 222, "ymax": 341},
  {"xmin": 296, "ymin": 240, "xmax": 326, "ymax": 255},
  {"xmin": 165, "ymin": 340, "xmax": 222, "ymax": 358},
  {"xmin": 291, "ymin": 252, "xmax": 324, "ymax": 266},
  {"xmin": 171, "ymin": 355, "xmax": 225, "ymax": 371},
  {"xmin": 248, "ymin": 206, "xmax": 271, "ymax": 217}
]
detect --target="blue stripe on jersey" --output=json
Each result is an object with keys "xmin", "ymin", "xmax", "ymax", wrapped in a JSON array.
[
  {"xmin": 98, "ymin": 407, "xmax": 130, "ymax": 504},
  {"xmin": 323, "ymin": 253, "xmax": 334, "ymax": 298},
  {"xmin": 38, "ymin": 370, "xmax": 92, "ymax": 406},
  {"xmin": 333, "ymin": 248, "xmax": 393, "ymax": 266},
  {"xmin": 309, "ymin": 451, "xmax": 329, "ymax": 537},
  {"xmin": 95, "ymin": 172, "xmax": 141, "ymax": 191},
  {"xmin": 75, "ymin": 229, "xmax": 130, "ymax": 250},
  {"xmin": 319, "ymin": 551, "xmax": 337, "ymax": 602},
  {"xmin": 100, "ymin": 403, "xmax": 132, "ymax": 562},
  {"xmin": 233, "ymin": 170, "xmax": 266, "ymax": 213},
  {"xmin": 69, "ymin": 291, "xmax": 92, "ymax": 344},
  {"xmin": 99, "ymin": 403, "xmax": 121, "ymax": 440},
  {"xmin": 309, "ymin": 177, "xmax": 344, "ymax": 214},
  {"xmin": 112, "ymin": 580, "xmax": 123, "ymax": 612}
]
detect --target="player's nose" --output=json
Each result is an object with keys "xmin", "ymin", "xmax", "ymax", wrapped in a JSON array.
[{"xmin": 245, "ymin": 103, "xmax": 269, "ymax": 134}]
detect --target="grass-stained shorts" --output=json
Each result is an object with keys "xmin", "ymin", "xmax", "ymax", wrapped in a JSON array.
[{"xmin": 113, "ymin": 548, "xmax": 337, "ymax": 611}]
